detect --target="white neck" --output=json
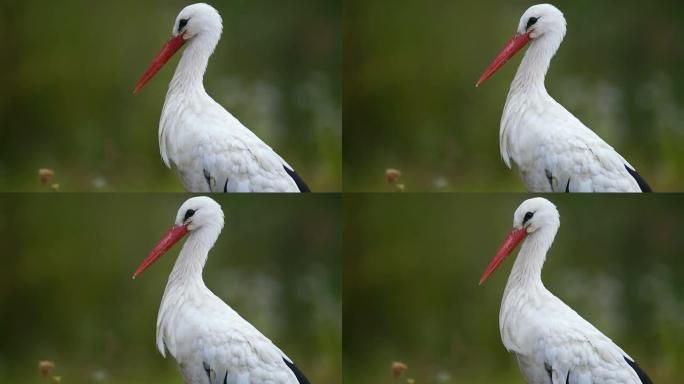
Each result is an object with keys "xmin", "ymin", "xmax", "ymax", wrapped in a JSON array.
[
  {"xmin": 499, "ymin": 33, "xmax": 564, "ymax": 168},
  {"xmin": 504, "ymin": 226, "xmax": 557, "ymax": 294},
  {"xmin": 156, "ymin": 224, "xmax": 221, "ymax": 357},
  {"xmin": 168, "ymin": 33, "xmax": 220, "ymax": 96},
  {"xmin": 159, "ymin": 33, "xmax": 221, "ymax": 166},
  {"xmin": 509, "ymin": 33, "xmax": 563, "ymax": 96},
  {"xmin": 499, "ymin": 218, "xmax": 560, "ymax": 351},
  {"xmin": 166, "ymin": 225, "xmax": 221, "ymax": 288}
]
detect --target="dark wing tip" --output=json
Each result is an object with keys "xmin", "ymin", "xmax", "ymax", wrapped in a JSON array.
[
  {"xmin": 284, "ymin": 165, "xmax": 311, "ymax": 193},
  {"xmin": 623, "ymin": 356, "xmax": 653, "ymax": 384},
  {"xmin": 624, "ymin": 165, "xmax": 653, "ymax": 192},
  {"xmin": 283, "ymin": 358, "xmax": 310, "ymax": 384}
]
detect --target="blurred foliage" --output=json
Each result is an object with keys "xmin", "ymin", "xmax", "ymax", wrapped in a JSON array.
[
  {"xmin": 0, "ymin": 194, "xmax": 341, "ymax": 383},
  {"xmin": 344, "ymin": 194, "xmax": 684, "ymax": 383},
  {"xmin": 344, "ymin": 0, "xmax": 684, "ymax": 191},
  {"xmin": 0, "ymin": 0, "xmax": 341, "ymax": 192}
]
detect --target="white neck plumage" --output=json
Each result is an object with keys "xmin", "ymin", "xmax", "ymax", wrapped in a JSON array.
[
  {"xmin": 504, "ymin": 225, "xmax": 558, "ymax": 295},
  {"xmin": 168, "ymin": 33, "xmax": 220, "ymax": 96},
  {"xmin": 499, "ymin": 224, "xmax": 558, "ymax": 350},
  {"xmin": 509, "ymin": 32, "xmax": 563, "ymax": 96},
  {"xmin": 155, "ymin": 224, "xmax": 221, "ymax": 357},
  {"xmin": 499, "ymin": 31, "xmax": 565, "ymax": 168},
  {"xmin": 167, "ymin": 225, "xmax": 221, "ymax": 288}
]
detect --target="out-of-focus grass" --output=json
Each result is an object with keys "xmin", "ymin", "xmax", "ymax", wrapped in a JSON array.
[
  {"xmin": 0, "ymin": 194, "xmax": 342, "ymax": 383},
  {"xmin": 0, "ymin": 0, "xmax": 341, "ymax": 192},
  {"xmin": 344, "ymin": 0, "xmax": 684, "ymax": 192},
  {"xmin": 343, "ymin": 194, "xmax": 684, "ymax": 383}
]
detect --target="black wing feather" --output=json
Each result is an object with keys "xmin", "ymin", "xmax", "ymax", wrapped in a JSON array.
[
  {"xmin": 283, "ymin": 358, "xmax": 310, "ymax": 384},
  {"xmin": 623, "ymin": 356, "xmax": 653, "ymax": 384},
  {"xmin": 284, "ymin": 165, "xmax": 311, "ymax": 192},
  {"xmin": 624, "ymin": 165, "xmax": 652, "ymax": 192}
]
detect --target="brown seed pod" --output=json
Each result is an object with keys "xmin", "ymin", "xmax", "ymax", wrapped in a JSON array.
[
  {"xmin": 38, "ymin": 169, "xmax": 55, "ymax": 186},
  {"xmin": 386, "ymin": 168, "xmax": 402, "ymax": 184},
  {"xmin": 391, "ymin": 361, "xmax": 408, "ymax": 378},
  {"xmin": 38, "ymin": 360, "xmax": 54, "ymax": 378}
]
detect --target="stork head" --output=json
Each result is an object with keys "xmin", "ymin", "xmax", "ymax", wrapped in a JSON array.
[
  {"xmin": 512, "ymin": 197, "xmax": 560, "ymax": 235},
  {"xmin": 134, "ymin": 3, "xmax": 223, "ymax": 94},
  {"xmin": 516, "ymin": 4, "xmax": 566, "ymax": 41},
  {"xmin": 479, "ymin": 198, "xmax": 560, "ymax": 285},
  {"xmin": 132, "ymin": 196, "xmax": 225, "ymax": 279},
  {"xmin": 476, "ymin": 4, "xmax": 567, "ymax": 86},
  {"xmin": 172, "ymin": 3, "xmax": 223, "ymax": 42}
]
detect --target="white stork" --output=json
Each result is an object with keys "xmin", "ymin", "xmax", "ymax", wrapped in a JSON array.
[
  {"xmin": 479, "ymin": 197, "xmax": 652, "ymax": 384},
  {"xmin": 476, "ymin": 4, "xmax": 651, "ymax": 193},
  {"xmin": 132, "ymin": 196, "xmax": 310, "ymax": 383},
  {"xmin": 134, "ymin": 3, "xmax": 310, "ymax": 193}
]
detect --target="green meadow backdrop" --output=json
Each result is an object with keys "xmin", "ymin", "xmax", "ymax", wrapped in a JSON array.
[
  {"xmin": 344, "ymin": 194, "xmax": 684, "ymax": 383},
  {"xmin": 0, "ymin": 194, "xmax": 341, "ymax": 383},
  {"xmin": 344, "ymin": 0, "xmax": 684, "ymax": 191},
  {"xmin": 0, "ymin": 0, "xmax": 341, "ymax": 191}
]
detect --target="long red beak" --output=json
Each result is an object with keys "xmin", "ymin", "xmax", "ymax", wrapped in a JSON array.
[
  {"xmin": 479, "ymin": 227, "xmax": 527, "ymax": 285},
  {"xmin": 133, "ymin": 35, "xmax": 186, "ymax": 94},
  {"xmin": 476, "ymin": 33, "xmax": 531, "ymax": 87},
  {"xmin": 132, "ymin": 224, "xmax": 188, "ymax": 279}
]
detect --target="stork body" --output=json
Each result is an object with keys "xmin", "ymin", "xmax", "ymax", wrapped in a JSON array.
[
  {"xmin": 135, "ymin": 4, "xmax": 309, "ymax": 193},
  {"xmin": 477, "ymin": 4, "xmax": 651, "ymax": 192},
  {"xmin": 480, "ymin": 198, "xmax": 652, "ymax": 384},
  {"xmin": 133, "ymin": 197, "xmax": 309, "ymax": 384}
]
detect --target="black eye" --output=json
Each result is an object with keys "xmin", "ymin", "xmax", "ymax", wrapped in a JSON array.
[
  {"xmin": 178, "ymin": 18, "xmax": 189, "ymax": 32},
  {"xmin": 523, "ymin": 211, "xmax": 534, "ymax": 224},
  {"xmin": 183, "ymin": 209, "xmax": 196, "ymax": 222},
  {"xmin": 526, "ymin": 17, "xmax": 539, "ymax": 30}
]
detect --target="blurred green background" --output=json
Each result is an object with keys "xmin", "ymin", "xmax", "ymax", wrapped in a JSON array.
[
  {"xmin": 344, "ymin": 0, "xmax": 684, "ymax": 191},
  {"xmin": 0, "ymin": 194, "xmax": 341, "ymax": 383},
  {"xmin": 344, "ymin": 194, "xmax": 684, "ymax": 383},
  {"xmin": 0, "ymin": 0, "xmax": 341, "ymax": 192}
]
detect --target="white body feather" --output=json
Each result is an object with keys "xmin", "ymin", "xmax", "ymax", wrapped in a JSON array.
[
  {"xmin": 498, "ymin": 5, "xmax": 644, "ymax": 193},
  {"xmin": 151, "ymin": 197, "xmax": 302, "ymax": 384},
  {"xmin": 497, "ymin": 198, "xmax": 646, "ymax": 384},
  {"xmin": 156, "ymin": 4, "xmax": 301, "ymax": 193},
  {"xmin": 157, "ymin": 273, "xmax": 300, "ymax": 383}
]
